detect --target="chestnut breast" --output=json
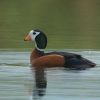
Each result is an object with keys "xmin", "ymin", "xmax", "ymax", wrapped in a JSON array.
[{"xmin": 30, "ymin": 49, "xmax": 44, "ymax": 63}]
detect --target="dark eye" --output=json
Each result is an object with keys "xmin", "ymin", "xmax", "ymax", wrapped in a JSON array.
[{"xmin": 33, "ymin": 32, "xmax": 36, "ymax": 35}]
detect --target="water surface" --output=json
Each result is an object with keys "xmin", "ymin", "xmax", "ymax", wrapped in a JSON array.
[{"xmin": 0, "ymin": 50, "xmax": 100, "ymax": 100}]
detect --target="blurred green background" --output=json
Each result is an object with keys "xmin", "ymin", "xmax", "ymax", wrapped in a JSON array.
[{"xmin": 0, "ymin": 0, "xmax": 100, "ymax": 50}]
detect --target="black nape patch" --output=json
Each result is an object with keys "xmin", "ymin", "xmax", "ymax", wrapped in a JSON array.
[{"xmin": 35, "ymin": 32, "xmax": 47, "ymax": 49}]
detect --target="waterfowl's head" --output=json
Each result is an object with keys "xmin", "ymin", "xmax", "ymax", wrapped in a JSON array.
[{"xmin": 24, "ymin": 29, "xmax": 47, "ymax": 50}]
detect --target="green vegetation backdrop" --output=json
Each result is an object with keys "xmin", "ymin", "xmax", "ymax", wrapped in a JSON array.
[{"xmin": 0, "ymin": 0, "xmax": 100, "ymax": 49}]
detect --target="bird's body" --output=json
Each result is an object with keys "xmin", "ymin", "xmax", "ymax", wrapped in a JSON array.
[
  {"xmin": 30, "ymin": 48, "xmax": 95, "ymax": 70},
  {"xmin": 24, "ymin": 29, "xmax": 96, "ymax": 97}
]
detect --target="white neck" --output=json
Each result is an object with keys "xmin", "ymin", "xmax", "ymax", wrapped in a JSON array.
[
  {"xmin": 36, "ymin": 47, "xmax": 44, "ymax": 52},
  {"xmin": 35, "ymin": 42, "xmax": 44, "ymax": 52}
]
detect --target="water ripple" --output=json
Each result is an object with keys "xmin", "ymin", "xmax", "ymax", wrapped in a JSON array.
[{"xmin": 0, "ymin": 50, "xmax": 100, "ymax": 100}]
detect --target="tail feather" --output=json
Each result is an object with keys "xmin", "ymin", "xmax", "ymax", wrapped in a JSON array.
[
  {"xmin": 66, "ymin": 57, "xmax": 96, "ymax": 70},
  {"xmin": 82, "ymin": 58, "xmax": 96, "ymax": 68}
]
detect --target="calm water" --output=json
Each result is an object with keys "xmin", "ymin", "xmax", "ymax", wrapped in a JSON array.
[{"xmin": 0, "ymin": 50, "xmax": 100, "ymax": 100}]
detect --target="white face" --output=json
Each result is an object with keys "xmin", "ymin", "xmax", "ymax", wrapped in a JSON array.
[{"xmin": 29, "ymin": 30, "xmax": 40, "ymax": 41}]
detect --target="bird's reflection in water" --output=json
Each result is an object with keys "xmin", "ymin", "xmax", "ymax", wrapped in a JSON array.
[{"xmin": 33, "ymin": 69, "xmax": 47, "ymax": 100}]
